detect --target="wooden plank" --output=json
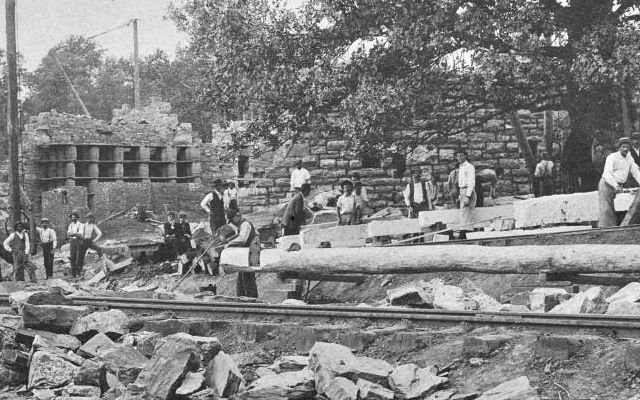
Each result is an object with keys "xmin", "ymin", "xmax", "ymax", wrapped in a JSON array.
[
  {"xmin": 278, "ymin": 272, "xmax": 367, "ymax": 283},
  {"xmin": 545, "ymin": 272, "xmax": 640, "ymax": 286}
]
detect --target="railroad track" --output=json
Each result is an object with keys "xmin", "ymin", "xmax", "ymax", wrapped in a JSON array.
[{"xmin": 2, "ymin": 294, "xmax": 640, "ymax": 332}]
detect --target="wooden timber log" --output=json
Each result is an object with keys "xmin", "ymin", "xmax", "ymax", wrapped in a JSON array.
[{"xmin": 223, "ymin": 245, "xmax": 640, "ymax": 275}]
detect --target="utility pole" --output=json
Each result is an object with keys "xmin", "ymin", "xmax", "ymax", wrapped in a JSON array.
[
  {"xmin": 132, "ymin": 18, "xmax": 140, "ymax": 108},
  {"xmin": 6, "ymin": 0, "xmax": 20, "ymax": 226}
]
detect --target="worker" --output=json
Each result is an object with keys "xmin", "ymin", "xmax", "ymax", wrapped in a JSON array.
[
  {"xmin": 176, "ymin": 212, "xmax": 193, "ymax": 255},
  {"xmin": 282, "ymin": 183, "xmax": 312, "ymax": 235},
  {"xmin": 599, "ymin": 137, "xmax": 640, "ymax": 228},
  {"xmin": 351, "ymin": 173, "xmax": 368, "ymax": 223},
  {"xmin": 336, "ymin": 180, "xmax": 359, "ymax": 225},
  {"xmin": 447, "ymin": 163, "xmax": 460, "ymax": 208},
  {"xmin": 76, "ymin": 213, "xmax": 103, "ymax": 278},
  {"xmin": 3, "ymin": 222, "xmax": 35, "ymax": 282},
  {"xmin": 224, "ymin": 181, "xmax": 239, "ymax": 211},
  {"xmin": 289, "ymin": 159, "xmax": 311, "ymax": 192},
  {"xmin": 631, "ymin": 132, "xmax": 640, "ymax": 167},
  {"xmin": 200, "ymin": 179, "xmax": 226, "ymax": 234},
  {"xmin": 225, "ymin": 209, "xmax": 259, "ymax": 298},
  {"xmin": 67, "ymin": 212, "xmax": 83, "ymax": 279},
  {"xmin": 456, "ymin": 150, "xmax": 477, "ymax": 239},
  {"xmin": 475, "ymin": 167, "xmax": 504, "ymax": 206},
  {"xmin": 403, "ymin": 169, "xmax": 437, "ymax": 218},
  {"xmin": 533, "ymin": 152, "xmax": 555, "ymax": 197},
  {"xmin": 37, "ymin": 218, "xmax": 57, "ymax": 279},
  {"xmin": 163, "ymin": 211, "xmax": 180, "ymax": 258}
]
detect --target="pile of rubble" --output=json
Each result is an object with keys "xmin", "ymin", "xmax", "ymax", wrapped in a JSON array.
[
  {"xmin": 0, "ymin": 286, "xmax": 541, "ymax": 400},
  {"xmin": 384, "ymin": 279, "xmax": 640, "ymax": 316}
]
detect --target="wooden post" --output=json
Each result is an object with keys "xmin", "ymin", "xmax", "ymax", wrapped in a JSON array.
[
  {"xmin": 132, "ymin": 19, "xmax": 141, "ymax": 109},
  {"xmin": 544, "ymin": 110, "xmax": 554, "ymax": 155},
  {"xmin": 621, "ymin": 190, "xmax": 640, "ymax": 226},
  {"xmin": 54, "ymin": 55, "xmax": 91, "ymax": 118},
  {"xmin": 6, "ymin": 0, "xmax": 20, "ymax": 226},
  {"xmin": 510, "ymin": 111, "xmax": 537, "ymax": 173}
]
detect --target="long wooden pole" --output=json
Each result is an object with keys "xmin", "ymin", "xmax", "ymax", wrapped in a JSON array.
[
  {"xmin": 53, "ymin": 55, "xmax": 91, "ymax": 118},
  {"xmin": 510, "ymin": 111, "xmax": 537, "ymax": 173},
  {"xmin": 132, "ymin": 18, "xmax": 140, "ymax": 108},
  {"xmin": 224, "ymin": 244, "xmax": 640, "ymax": 275},
  {"xmin": 5, "ymin": 0, "xmax": 20, "ymax": 226}
]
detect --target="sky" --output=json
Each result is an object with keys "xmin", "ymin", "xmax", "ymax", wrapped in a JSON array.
[{"xmin": 0, "ymin": 0, "xmax": 187, "ymax": 71}]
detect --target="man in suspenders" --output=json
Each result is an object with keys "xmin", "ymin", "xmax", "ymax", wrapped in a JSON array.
[
  {"xmin": 200, "ymin": 179, "xmax": 226, "ymax": 234},
  {"xmin": 3, "ymin": 222, "xmax": 34, "ymax": 282},
  {"xmin": 38, "ymin": 218, "xmax": 57, "ymax": 279},
  {"xmin": 225, "ymin": 209, "xmax": 259, "ymax": 298},
  {"xmin": 76, "ymin": 213, "xmax": 103, "ymax": 278},
  {"xmin": 67, "ymin": 212, "xmax": 83, "ymax": 278},
  {"xmin": 403, "ymin": 169, "xmax": 436, "ymax": 218}
]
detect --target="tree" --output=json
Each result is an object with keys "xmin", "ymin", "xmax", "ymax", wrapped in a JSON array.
[{"xmin": 171, "ymin": 0, "xmax": 640, "ymax": 190}]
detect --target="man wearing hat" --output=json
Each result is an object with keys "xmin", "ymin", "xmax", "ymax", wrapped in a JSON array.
[
  {"xmin": 76, "ymin": 213, "xmax": 103, "ymax": 278},
  {"xmin": 403, "ymin": 168, "xmax": 437, "ymax": 219},
  {"xmin": 225, "ymin": 209, "xmax": 259, "ymax": 298},
  {"xmin": 67, "ymin": 211, "xmax": 83, "ymax": 278},
  {"xmin": 37, "ymin": 218, "xmax": 57, "ymax": 279},
  {"xmin": 3, "ymin": 222, "xmax": 32, "ymax": 282},
  {"xmin": 176, "ymin": 212, "xmax": 193, "ymax": 256},
  {"xmin": 599, "ymin": 137, "xmax": 640, "ymax": 227},
  {"xmin": 163, "ymin": 211, "xmax": 180, "ymax": 258},
  {"xmin": 200, "ymin": 179, "xmax": 226, "ymax": 234}
]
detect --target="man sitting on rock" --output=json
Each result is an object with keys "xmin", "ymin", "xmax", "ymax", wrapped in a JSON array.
[{"xmin": 225, "ymin": 209, "xmax": 259, "ymax": 298}]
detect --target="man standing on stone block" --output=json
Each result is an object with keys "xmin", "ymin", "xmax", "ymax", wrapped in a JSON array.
[
  {"xmin": 76, "ymin": 213, "xmax": 104, "ymax": 278},
  {"xmin": 200, "ymin": 179, "xmax": 226, "ymax": 234},
  {"xmin": 599, "ymin": 137, "xmax": 640, "ymax": 228},
  {"xmin": 456, "ymin": 150, "xmax": 477, "ymax": 239},
  {"xmin": 37, "ymin": 218, "xmax": 57, "ymax": 279},
  {"xmin": 289, "ymin": 159, "xmax": 311, "ymax": 192},
  {"xmin": 3, "ymin": 222, "xmax": 33, "ymax": 282},
  {"xmin": 403, "ymin": 168, "xmax": 436, "ymax": 219},
  {"xmin": 67, "ymin": 211, "xmax": 83, "ymax": 279},
  {"xmin": 337, "ymin": 180, "xmax": 359, "ymax": 225}
]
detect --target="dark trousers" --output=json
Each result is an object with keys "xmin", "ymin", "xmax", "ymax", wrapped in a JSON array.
[
  {"xmin": 475, "ymin": 181, "xmax": 485, "ymax": 207},
  {"xmin": 409, "ymin": 202, "xmax": 429, "ymax": 219},
  {"xmin": 41, "ymin": 242, "xmax": 54, "ymax": 278},
  {"xmin": 75, "ymin": 239, "xmax": 103, "ymax": 277},
  {"xmin": 235, "ymin": 237, "xmax": 259, "ymax": 298},
  {"xmin": 210, "ymin": 215, "xmax": 226, "ymax": 234},
  {"xmin": 11, "ymin": 252, "xmax": 36, "ymax": 283},
  {"xmin": 283, "ymin": 223, "xmax": 301, "ymax": 236},
  {"xmin": 69, "ymin": 238, "xmax": 81, "ymax": 277}
]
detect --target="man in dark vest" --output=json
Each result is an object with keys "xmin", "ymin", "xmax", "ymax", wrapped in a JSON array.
[
  {"xmin": 200, "ymin": 179, "xmax": 226, "ymax": 234},
  {"xmin": 282, "ymin": 183, "xmax": 312, "ymax": 235},
  {"xmin": 77, "ymin": 213, "xmax": 103, "ymax": 277},
  {"xmin": 66, "ymin": 211, "xmax": 83, "ymax": 278},
  {"xmin": 225, "ymin": 209, "xmax": 259, "ymax": 298},
  {"xmin": 402, "ymin": 169, "xmax": 436, "ymax": 218},
  {"xmin": 37, "ymin": 218, "xmax": 57, "ymax": 279},
  {"xmin": 176, "ymin": 212, "xmax": 193, "ymax": 256},
  {"xmin": 3, "ymin": 222, "xmax": 35, "ymax": 282}
]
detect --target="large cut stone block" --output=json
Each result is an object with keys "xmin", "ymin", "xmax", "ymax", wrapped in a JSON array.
[
  {"xmin": 367, "ymin": 219, "xmax": 422, "ymax": 238},
  {"xmin": 301, "ymin": 225, "xmax": 368, "ymax": 247},
  {"xmin": 419, "ymin": 205, "xmax": 513, "ymax": 230},
  {"xmin": 28, "ymin": 351, "xmax": 78, "ymax": 390},
  {"xmin": 70, "ymin": 309, "xmax": 129, "ymax": 341},
  {"xmin": 22, "ymin": 304, "xmax": 90, "ymax": 333}
]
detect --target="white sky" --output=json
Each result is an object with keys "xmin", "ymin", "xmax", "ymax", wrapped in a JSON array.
[{"xmin": 0, "ymin": 0, "xmax": 187, "ymax": 71}]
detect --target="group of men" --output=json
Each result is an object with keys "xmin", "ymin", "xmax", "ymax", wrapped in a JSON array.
[{"xmin": 1, "ymin": 211, "xmax": 102, "ymax": 282}]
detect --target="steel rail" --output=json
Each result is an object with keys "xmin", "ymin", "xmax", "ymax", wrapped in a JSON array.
[{"xmin": 2, "ymin": 294, "xmax": 639, "ymax": 330}]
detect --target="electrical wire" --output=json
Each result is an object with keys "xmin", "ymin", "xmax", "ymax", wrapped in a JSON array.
[{"xmin": 87, "ymin": 20, "xmax": 134, "ymax": 40}]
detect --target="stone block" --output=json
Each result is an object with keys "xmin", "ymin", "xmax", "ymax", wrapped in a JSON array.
[
  {"xmin": 205, "ymin": 351, "xmax": 243, "ymax": 398},
  {"xmin": 462, "ymin": 334, "xmax": 514, "ymax": 357},
  {"xmin": 533, "ymin": 335, "xmax": 589, "ymax": 360},
  {"xmin": 22, "ymin": 304, "xmax": 90, "ymax": 334},
  {"xmin": 28, "ymin": 351, "xmax": 78, "ymax": 390},
  {"xmin": 439, "ymin": 149, "xmax": 455, "ymax": 160},
  {"xmin": 300, "ymin": 224, "xmax": 368, "ymax": 247},
  {"xmin": 549, "ymin": 287, "xmax": 603, "ymax": 314},
  {"xmin": 418, "ymin": 204, "xmax": 513, "ymax": 229},
  {"xmin": 388, "ymin": 363, "xmax": 447, "ymax": 399},
  {"xmin": 235, "ymin": 369, "xmax": 315, "ymax": 399},
  {"xmin": 77, "ymin": 333, "xmax": 116, "ymax": 359},
  {"xmin": 529, "ymin": 288, "xmax": 571, "ymax": 312},
  {"xmin": 476, "ymin": 376, "xmax": 539, "ymax": 400},
  {"xmin": 320, "ymin": 159, "xmax": 337, "ymax": 168},
  {"xmin": 327, "ymin": 140, "xmax": 348, "ymax": 151},
  {"xmin": 70, "ymin": 309, "xmax": 129, "ymax": 341},
  {"xmin": 367, "ymin": 219, "xmax": 422, "ymax": 238},
  {"xmin": 96, "ymin": 344, "xmax": 149, "ymax": 385}
]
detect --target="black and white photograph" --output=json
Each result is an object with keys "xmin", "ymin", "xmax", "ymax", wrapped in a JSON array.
[{"xmin": 0, "ymin": 0, "xmax": 640, "ymax": 399}]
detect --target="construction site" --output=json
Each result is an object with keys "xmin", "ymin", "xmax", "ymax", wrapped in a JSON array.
[{"xmin": 4, "ymin": 1, "xmax": 640, "ymax": 400}]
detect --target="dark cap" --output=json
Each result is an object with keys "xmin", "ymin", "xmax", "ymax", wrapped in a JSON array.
[
  {"xmin": 69, "ymin": 211, "xmax": 79, "ymax": 218},
  {"xmin": 341, "ymin": 179, "xmax": 354, "ymax": 188},
  {"xmin": 213, "ymin": 178, "xmax": 224, "ymax": 187},
  {"xmin": 168, "ymin": 211, "xmax": 176, "ymax": 217},
  {"xmin": 41, "ymin": 218, "xmax": 50, "ymax": 223},
  {"xmin": 226, "ymin": 208, "xmax": 240, "ymax": 221},
  {"xmin": 633, "ymin": 132, "xmax": 640, "ymax": 139},
  {"xmin": 178, "ymin": 212, "xmax": 187, "ymax": 218},
  {"xmin": 85, "ymin": 212, "xmax": 95, "ymax": 220}
]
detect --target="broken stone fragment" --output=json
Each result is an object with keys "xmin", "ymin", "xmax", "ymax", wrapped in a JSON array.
[
  {"xmin": 324, "ymin": 376, "xmax": 358, "ymax": 400},
  {"xmin": 234, "ymin": 369, "xmax": 316, "ymax": 400},
  {"xmin": 95, "ymin": 344, "xmax": 149, "ymax": 385},
  {"xmin": 549, "ymin": 287, "xmax": 603, "ymax": 314},
  {"xmin": 356, "ymin": 378, "xmax": 394, "ymax": 400},
  {"xmin": 62, "ymin": 384, "xmax": 101, "ymax": 398},
  {"xmin": 31, "ymin": 388, "xmax": 55, "ymax": 400},
  {"xmin": 272, "ymin": 355, "xmax": 309, "ymax": 372},
  {"xmin": 28, "ymin": 331, "xmax": 82, "ymax": 352},
  {"xmin": 10, "ymin": 289, "xmax": 72, "ymax": 310},
  {"xmin": 205, "ymin": 351, "xmax": 244, "ymax": 398},
  {"xmin": 254, "ymin": 366, "xmax": 277, "ymax": 379},
  {"xmin": 308, "ymin": 341, "xmax": 357, "ymax": 374},
  {"xmin": 476, "ymin": 376, "xmax": 539, "ymax": 399},
  {"xmin": 388, "ymin": 363, "xmax": 448, "ymax": 399},
  {"xmin": 74, "ymin": 359, "xmax": 107, "ymax": 392},
  {"xmin": 462, "ymin": 335, "xmax": 515, "ymax": 357},
  {"xmin": 529, "ymin": 288, "xmax": 570, "ymax": 313},
  {"xmin": 424, "ymin": 389, "xmax": 457, "ymax": 400},
  {"xmin": 69, "ymin": 309, "xmax": 130, "ymax": 341},
  {"xmin": 77, "ymin": 333, "xmax": 116, "ymax": 359},
  {"xmin": 133, "ymin": 333, "xmax": 199, "ymax": 399},
  {"xmin": 28, "ymin": 351, "xmax": 78, "ymax": 390},
  {"xmin": 158, "ymin": 332, "xmax": 222, "ymax": 366},
  {"xmin": 340, "ymin": 356, "xmax": 393, "ymax": 386},
  {"xmin": 175, "ymin": 371, "xmax": 205, "ymax": 397},
  {"xmin": 22, "ymin": 304, "xmax": 90, "ymax": 333},
  {"xmin": 121, "ymin": 331, "xmax": 161, "ymax": 358},
  {"xmin": 386, "ymin": 282, "xmax": 434, "ymax": 307}
]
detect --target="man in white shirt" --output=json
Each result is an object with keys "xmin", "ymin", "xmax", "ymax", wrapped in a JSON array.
[
  {"xmin": 225, "ymin": 209, "xmax": 259, "ymax": 298},
  {"xmin": 290, "ymin": 159, "xmax": 311, "ymax": 192},
  {"xmin": 200, "ymin": 179, "xmax": 226, "ymax": 233},
  {"xmin": 337, "ymin": 180, "xmax": 359, "ymax": 225},
  {"xmin": 76, "ymin": 213, "xmax": 104, "ymax": 278},
  {"xmin": 37, "ymin": 218, "xmax": 57, "ymax": 279},
  {"xmin": 3, "ymin": 221, "xmax": 35, "ymax": 282},
  {"xmin": 67, "ymin": 212, "xmax": 84, "ymax": 278},
  {"xmin": 223, "ymin": 181, "xmax": 239, "ymax": 210},
  {"xmin": 599, "ymin": 137, "xmax": 640, "ymax": 227},
  {"xmin": 456, "ymin": 150, "xmax": 477, "ymax": 238},
  {"xmin": 403, "ymin": 169, "xmax": 437, "ymax": 218}
]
